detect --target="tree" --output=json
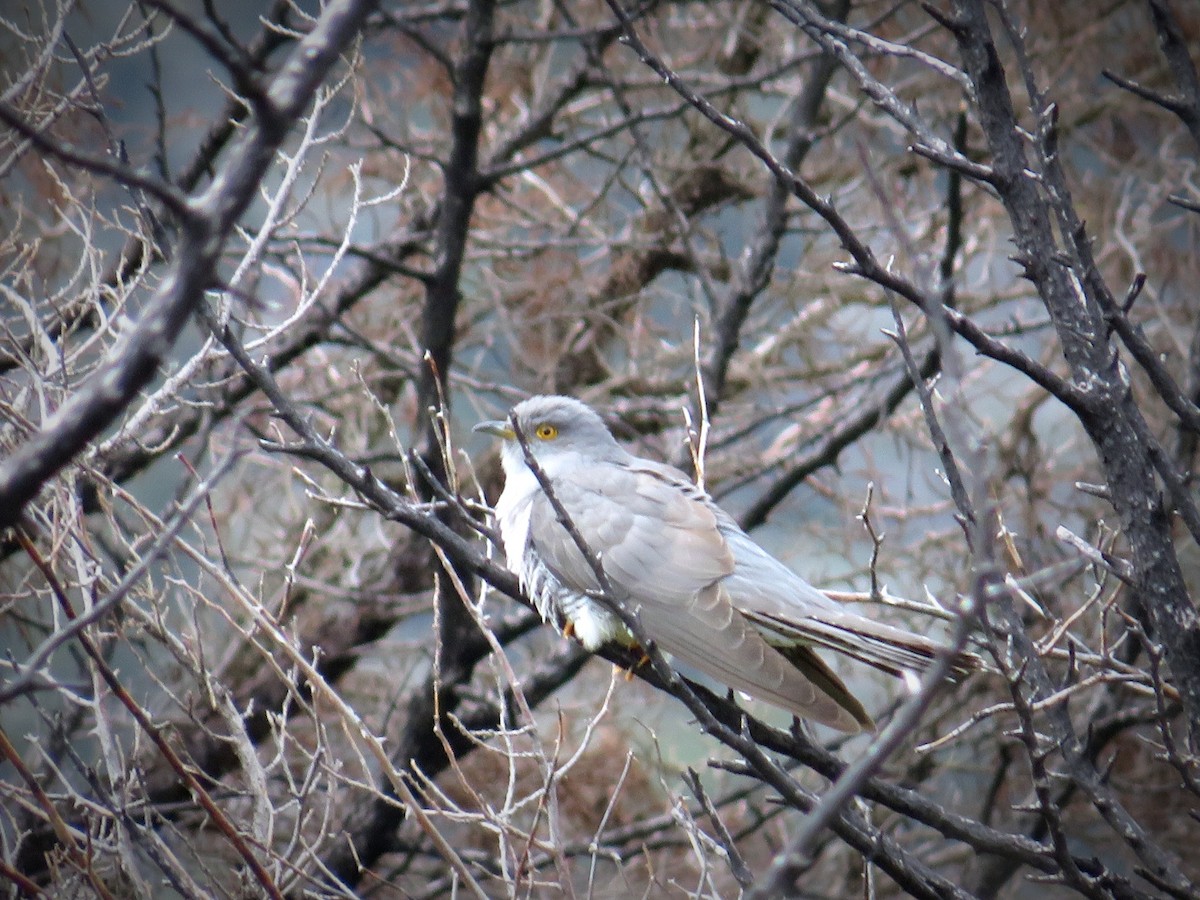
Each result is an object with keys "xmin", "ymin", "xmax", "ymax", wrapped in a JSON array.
[{"xmin": 2, "ymin": 0, "xmax": 1198, "ymax": 896}]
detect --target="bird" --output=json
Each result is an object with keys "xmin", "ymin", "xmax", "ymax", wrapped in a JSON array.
[{"xmin": 475, "ymin": 395, "xmax": 976, "ymax": 733}]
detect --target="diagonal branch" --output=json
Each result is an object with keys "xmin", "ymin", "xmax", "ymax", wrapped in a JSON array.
[{"xmin": 0, "ymin": 0, "xmax": 382, "ymax": 531}]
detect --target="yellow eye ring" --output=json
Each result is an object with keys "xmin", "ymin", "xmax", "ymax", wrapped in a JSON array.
[{"xmin": 535, "ymin": 423, "xmax": 558, "ymax": 440}]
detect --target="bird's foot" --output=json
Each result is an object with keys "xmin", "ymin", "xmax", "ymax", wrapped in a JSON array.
[
  {"xmin": 562, "ymin": 619, "xmax": 575, "ymax": 640},
  {"xmin": 621, "ymin": 645, "xmax": 651, "ymax": 681}
]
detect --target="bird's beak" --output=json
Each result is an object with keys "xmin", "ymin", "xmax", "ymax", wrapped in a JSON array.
[{"xmin": 473, "ymin": 419, "xmax": 515, "ymax": 440}]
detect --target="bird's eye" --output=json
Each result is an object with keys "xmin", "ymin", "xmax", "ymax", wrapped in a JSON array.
[{"xmin": 535, "ymin": 423, "xmax": 558, "ymax": 440}]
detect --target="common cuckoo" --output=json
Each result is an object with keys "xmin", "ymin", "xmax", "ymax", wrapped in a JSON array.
[{"xmin": 476, "ymin": 395, "xmax": 975, "ymax": 733}]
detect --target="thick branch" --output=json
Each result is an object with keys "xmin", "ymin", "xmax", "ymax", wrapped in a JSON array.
[{"xmin": 0, "ymin": 0, "xmax": 382, "ymax": 531}]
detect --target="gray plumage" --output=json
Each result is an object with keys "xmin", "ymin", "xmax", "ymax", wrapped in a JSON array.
[{"xmin": 476, "ymin": 395, "xmax": 976, "ymax": 734}]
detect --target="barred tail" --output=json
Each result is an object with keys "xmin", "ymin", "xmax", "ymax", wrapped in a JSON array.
[{"xmin": 743, "ymin": 609, "xmax": 981, "ymax": 681}]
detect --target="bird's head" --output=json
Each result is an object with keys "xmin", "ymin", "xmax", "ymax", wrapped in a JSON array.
[{"xmin": 474, "ymin": 395, "xmax": 623, "ymax": 473}]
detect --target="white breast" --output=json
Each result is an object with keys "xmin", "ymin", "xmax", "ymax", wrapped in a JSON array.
[
  {"xmin": 493, "ymin": 454, "xmax": 539, "ymax": 576},
  {"xmin": 493, "ymin": 444, "xmax": 627, "ymax": 650}
]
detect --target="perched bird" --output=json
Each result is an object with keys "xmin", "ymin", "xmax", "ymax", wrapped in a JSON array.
[{"xmin": 475, "ymin": 395, "xmax": 975, "ymax": 733}]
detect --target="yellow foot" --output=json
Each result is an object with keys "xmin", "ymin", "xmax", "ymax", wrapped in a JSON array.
[
  {"xmin": 621, "ymin": 646, "xmax": 651, "ymax": 681},
  {"xmin": 562, "ymin": 620, "xmax": 575, "ymax": 640}
]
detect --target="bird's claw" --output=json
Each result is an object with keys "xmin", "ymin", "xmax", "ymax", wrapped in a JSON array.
[{"xmin": 620, "ymin": 645, "xmax": 651, "ymax": 680}]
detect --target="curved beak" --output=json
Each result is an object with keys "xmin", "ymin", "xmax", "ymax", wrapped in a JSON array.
[{"xmin": 473, "ymin": 419, "xmax": 514, "ymax": 440}]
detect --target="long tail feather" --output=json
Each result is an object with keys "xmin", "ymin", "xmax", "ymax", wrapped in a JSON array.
[{"xmin": 743, "ymin": 609, "xmax": 981, "ymax": 681}]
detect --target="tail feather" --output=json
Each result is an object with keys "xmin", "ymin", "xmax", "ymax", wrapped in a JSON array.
[{"xmin": 743, "ymin": 609, "xmax": 981, "ymax": 681}]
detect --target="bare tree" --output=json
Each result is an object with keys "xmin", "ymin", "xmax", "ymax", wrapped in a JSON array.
[{"xmin": 2, "ymin": 0, "xmax": 1198, "ymax": 896}]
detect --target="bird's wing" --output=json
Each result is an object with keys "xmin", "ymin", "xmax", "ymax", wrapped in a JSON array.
[
  {"xmin": 528, "ymin": 458, "xmax": 870, "ymax": 732},
  {"xmin": 527, "ymin": 458, "xmax": 733, "ymax": 603}
]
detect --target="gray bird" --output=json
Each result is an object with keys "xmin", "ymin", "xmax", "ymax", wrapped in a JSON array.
[{"xmin": 475, "ymin": 395, "xmax": 975, "ymax": 733}]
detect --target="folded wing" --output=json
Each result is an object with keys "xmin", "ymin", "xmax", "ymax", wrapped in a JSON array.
[{"xmin": 527, "ymin": 459, "xmax": 873, "ymax": 732}]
